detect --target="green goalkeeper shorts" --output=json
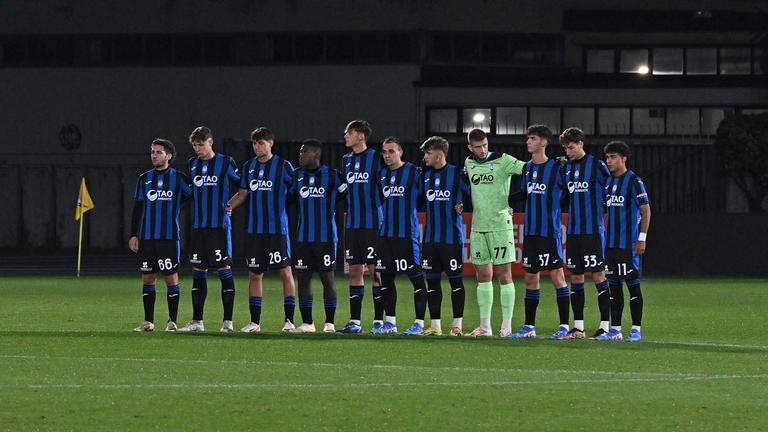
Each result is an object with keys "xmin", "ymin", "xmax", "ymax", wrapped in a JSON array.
[{"xmin": 469, "ymin": 230, "xmax": 516, "ymax": 266}]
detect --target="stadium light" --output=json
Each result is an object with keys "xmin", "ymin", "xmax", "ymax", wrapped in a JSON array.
[
  {"xmin": 637, "ymin": 65, "xmax": 650, "ymax": 74},
  {"xmin": 472, "ymin": 112, "xmax": 486, "ymax": 123}
]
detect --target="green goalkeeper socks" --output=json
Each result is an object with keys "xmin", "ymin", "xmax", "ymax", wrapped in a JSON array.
[
  {"xmin": 500, "ymin": 282, "xmax": 516, "ymax": 322},
  {"xmin": 477, "ymin": 281, "xmax": 494, "ymax": 319}
]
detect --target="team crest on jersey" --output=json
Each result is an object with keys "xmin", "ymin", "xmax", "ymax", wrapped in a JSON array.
[
  {"xmin": 613, "ymin": 184, "xmax": 618, "ymax": 192},
  {"xmin": 435, "ymin": 177, "xmax": 441, "ymax": 186},
  {"xmin": 532, "ymin": 170, "xmax": 538, "ymax": 179},
  {"xmin": 258, "ymin": 169, "xmax": 264, "ymax": 178},
  {"xmin": 157, "ymin": 178, "xmax": 164, "ymax": 188},
  {"xmin": 354, "ymin": 161, "xmax": 360, "ymax": 171},
  {"xmin": 202, "ymin": 165, "xmax": 208, "ymax": 174},
  {"xmin": 390, "ymin": 176, "xmax": 396, "ymax": 184},
  {"xmin": 575, "ymin": 170, "xmax": 580, "ymax": 178},
  {"xmin": 309, "ymin": 176, "xmax": 315, "ymax": 186},
  {"xmin": 488, "ymin": 163, "xmax": 494, "ymax": 171}
]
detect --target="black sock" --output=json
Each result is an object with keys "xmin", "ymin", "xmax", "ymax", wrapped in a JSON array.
[
  {"xmin": 524, "ymin": 289, "xmax": 540, "ymax": 326},
  {"xmin": 249, "ymin": 296, "xmax": 262, "ymax": 324},
  {"xmin": 608, "ymin": 278, "xmax": 624, "ymax": 327},
  {"xmin": 410, "ymin": 273, "xmax": 427, "ymax": 321},
  {"xmin": 570, "ymin": 282, "xmax": 585, "ymax": 323},
  {"xmin": 627, "ymin": 279, "xmax": 643, "ymax": 326},
  {"xmin": 426, "ymin": 274, "xmax": 443, "ymax": 320},
  {"xmin": 319, "ymin": 272, "xmax": 337, "ymax": 324},
  {"xmin": 596, "ymin": 280, "xmax": 610, "ymax": 322},
  {"xmin": 284, "ymin": 296, "xmax": 296, "ymax": 323},
  {"xmin": 448, "ymin": 275, "xmax": 465, "ymax": 318},
  {"xmin": 191, "ymin": 270, "xmax": 208, "ymax": 321},
  {"xmin": 142, "ymin": 284, "xmax": 156, "ymax": 323},
  {"xmin": 219, "ymin": 268, "xmax": 235, "ymax": 321},
  {"xmin": 373, "ymin": 286, "xmax": 384, "ymax": 321},
  {"xmin": 167, "ymin": 284, "xmax": 180, "ymax": 322},
  {"xmin": 381, "ymin": 274, "xmax": 397, "ymax": 317},
  {"xmin": 299, "ymin": 298, "xmax": 313, "ymax": 324},
  {"xmin": 349, "ymin": 285, "xmax": 364, "ymax": 321},
  {"xmin": 556, "ymin": 286, "xmax": 570, "ymax": 326}
]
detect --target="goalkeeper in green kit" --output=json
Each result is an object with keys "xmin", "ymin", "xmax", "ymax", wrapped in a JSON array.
[{"xmin": 463, "ymin": 129, "xmax": 525, "ymax": 337}]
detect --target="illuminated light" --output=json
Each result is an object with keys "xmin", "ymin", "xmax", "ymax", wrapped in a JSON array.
[
  {"xmin": 472, "ymin": 113, "xmax": 486, "ymax": 123},
  {"xmin": 637, "ymin": 65, "xmax": 650, "ymax": 74}
]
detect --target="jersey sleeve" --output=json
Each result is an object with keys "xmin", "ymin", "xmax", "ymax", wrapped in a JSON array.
[
  {"xmin": 596, "ymin": 160, "xmax": 610, "ymax": 188},
  {"xmin": 239, "ymin": 161, "xmax": 249, "ymax": 190},
  {"xmin": 459, "ymin": 170, "xmax": 471, "ymax": 200},
  {"xmin": 186, "ymin": 157, "xmax": 195, "ymax": 177},
  {"xmin": 178, "ymin": 172, "xmax": 193, "ymax": 198},
  {"xmin": 633, "ymin": 178, "xmax": 650, "ymax": 206},
  {"xmin": 334, "ymin": 169, "xmax": 348, "ymax": 199},
  {"xmin": 283, "ymin": 160, "xmax": 295, "ymax": 189},
  {"xmin": 134, "ymin": 174, "xmax": 145, "ymax": 202},
  {"xmin": 503, "ymin": 154, "xmax": 525, "ymax": 176},
  {"xmin": 227, "ymin": 157, "xmax": 241, "ymax": 184}
]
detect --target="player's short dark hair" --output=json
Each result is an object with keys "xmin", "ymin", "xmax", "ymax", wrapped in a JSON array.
[
  {"xmin": 382, "ymin": 136, "xmax": 402, "ymax": 150},
  {"xmin": 301, "ymin": 138, "xmax": 323, "ymax": 153},
  {"xmin": 189, "ymin": 126, "xmax": 212, "ymax": 143},
  {"xmin": 420, "ymin": 136, "xmax": 449, "ymax": 154},
  {"xmin": 604, "ymin": 141, "xmax": 631, "ymax": 158},
  {"xmin": 151, "ymin": 138, "xmax": 176, "ymax": 161},
  {"xmin": 526, "ymin": 124, "xmax": 554, "ymax": 145},
  {"xmin": 559, "ymin": 127, "xmax": 585, "ymax": 145},
  {"xmin": 251, "ymin": 127, "xmax": 275, "ymax": 142},
  {"xmin": 346, "ymin": 120, "xmax": 372, "ymax": 139},
  {"xmin": 467, "ymin": 128, "xmax": 486, "ymax": 143}
]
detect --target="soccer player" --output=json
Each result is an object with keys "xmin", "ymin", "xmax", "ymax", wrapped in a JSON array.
[
  {"xmin": 374, "ymin": 137, "xmax": 427, "ymax": 335},
  {"xmin": 177, "ymin": 126, "xmax": 240, "ymax": 333},
  {"xmin": 227, "ymin": 127, "xmax": 297, "ymax": 333},
  {"xmin": 130, "ymin": 138, "xmax": 192, "ymax": 332},
  {"xmin": 289, "ymin": 139, "xmax": 347, "ymax": 333},
  {"xmin": 598, "ymin": 141, "xmax": 651, "ymax": 342},
  {"xmin": 420, "ymin": 136, "xmax": 470, "ymax": 336},
  {"xmin": 510, "ymin": 124, "xmax": 570, "ymax": 339},
  {"xmin": 559, "ymin": 127, "xmax": 612, "ymax": 339},
  {"xmin": 464, "ymin": 129, "xmax": 525, "ymax": 337},
  {"xmin": 338, "ymin": 120, "xmax": 383, "ymax": 333}
]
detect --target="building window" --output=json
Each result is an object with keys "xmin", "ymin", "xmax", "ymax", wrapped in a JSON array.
[
  {"xmin": 719, "ymin": 47, "xmax": 750, "ymax": 75},
  {"xmin": 632, "ymin": 108, "xmax": 666, "ymax": 135},
  {"xmin": 599, "ymin": 108, "xmax": 630, "ymax": 135},
  {"xmin": 529, "ymin": 107, "xmax": 560, "ymax": 133},
  {"xmin": 701, "ymin": 108, "xmax": 732, "ymax": 135},
  {"xmin": 652, "ymin": 48, "xmax": 683, "ymax": 75},
  {"xmin": 563, "ymin": 108, "xmax": 595, "ymax": 135},
  {"xmin": 462, "ymin": 108, "xmax": 492, "ymax": 133},
  {"xmin": 754, "ymin": 47, "xmax": 765, "ymax": 75},
  {"xmin": 666, "ymin": 108, "xmax": 700, "ymax": 135},
  {"xmin": 429, "ymin": 109, "xmax": 458, "ymax": 134},
  {"xmin": 586, "ymin": 49, "xmax": 614, "ymax": 72},
  {"xmin": 619, "ymin": 49, "xmax": 648, "ymax": 74},
  {"xmin": 686, "ymin": 48, "xmax": 716, "ymax": 75},
  {"xmin": 496, "ymin": 107, "xmax": 527, "ymax": 135}
]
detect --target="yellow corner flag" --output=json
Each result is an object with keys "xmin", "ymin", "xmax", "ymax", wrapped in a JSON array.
[
  {"xmin": 75, "ymin": 178, "xmax": 95, "ymax": 221},
  {"xmin": 75, "ymin": 178, "xmax": 94, "ymax": 277}
]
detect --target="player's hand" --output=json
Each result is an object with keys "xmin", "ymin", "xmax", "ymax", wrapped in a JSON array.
[
  {"xmin": 225, "ymin": 204, "xmax": 233, "ymax": 215},
  {"xmin": 635, "ymin": 240, "xmax": 646, "ymax": 255},
  {"xmin": 508, "ymin": 207, "xmax": 514, "ymax": 217},
  {"xmin": 454, "ymin": 202, "xmax": 463, "ymax": 213},
  {"xmin": 128, "ymin": 236, "xmax": 139, "ymax": 253}
]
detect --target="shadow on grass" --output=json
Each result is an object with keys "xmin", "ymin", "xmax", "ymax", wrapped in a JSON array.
[{"xmin": 2, "ymin": 331, "xmax": 766, "ymax": 354}]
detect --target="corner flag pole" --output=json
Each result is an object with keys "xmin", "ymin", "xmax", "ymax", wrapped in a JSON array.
[{"xmin": 75, "ymin": 178, "xmax": 95, "ymax": 278}]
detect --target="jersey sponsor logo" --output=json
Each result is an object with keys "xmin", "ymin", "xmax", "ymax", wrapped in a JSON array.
[
  {"xmin": 607, "ymin": 195, "xmax": 625, "ymax": 206},
  {"xmin": 382, "ymin": 185, "xmax": 405, "ymax": 198},
  {"xmin": 527, "ymin": 182, "xmax": 547, "ymax": 194},
  {"xmin": 426, "ymin": 189, "xmax": 451, "ymax": 202},
  {"xmin": 567, "ymin": 181, "xmax": 590, "ymax": 194},
  {"xmin": 299, "ymin": 186, "xmax": 326, "ymax": 198},
  {"xmin": 146, "ymin": 189, "xmax": 174, "ymax": 202},
  {"xmin": 346, "ymin": 171, "xmax": 369, "ymax": 183},
  {"xmin": 470, "ymin": 173, "xmax": 494, "ymax": 185},
  {"xmin": 249, "ymin": 179, "xmax": 273, "ymax": 191},
  {"xmin": 193, "ymin": 175, "xmax": 218, "ymax": 187}
]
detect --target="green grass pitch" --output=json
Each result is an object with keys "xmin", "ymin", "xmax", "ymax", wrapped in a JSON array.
[{"xmin": 0, "ymin": 275, "xmax": 766, "ymax": 431}]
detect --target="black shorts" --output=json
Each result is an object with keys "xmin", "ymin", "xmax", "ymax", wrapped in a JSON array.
[
  {"xmin": 138, "ymin": 239, "xmax": 180, "ymax": 275},
  {"xmin": 566, "ymin": 234, "xmax": 606, "ymax": 274},
  {"xmin": 521, "ymin": 235, "xmax": 564, "ymax": 274},
  {"xmin": 345, "ymin": 228, "xmax": 378, "ymax": 265},
  {"xmin": 421, "ymin": 242, "xmax": 464, "ymax": 276},
  {"xmin": 605, "ymin": 247, "xmax": 641, "ymax": 280},
  {"xmin": 246, "ymin": 233, "xmax": 291, "ymax": 274},
  {"xmin": 294, "ymin": 241, "xmax": 337, "ymax": 273},
  {"xmin": 189, "ymin": 229, "xmax": 232, "ymax": 269},
  {"xmin": 375, "ymin": 236, "xmax": 421, "ymax": 274}
]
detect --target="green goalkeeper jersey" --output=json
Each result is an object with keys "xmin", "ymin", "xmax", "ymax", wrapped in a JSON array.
[{"xmin": 464, "ymin": 152, "xmax": 525, "ymax": 232}]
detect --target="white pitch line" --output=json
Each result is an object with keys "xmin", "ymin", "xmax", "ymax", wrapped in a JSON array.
[
  {"xmin": 1, "ymin": 374, "xmax": 767, "ymax": 390},
  {"xmin": 648, "ymin": 340, "xmax": 768, "ymax": 350}
]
